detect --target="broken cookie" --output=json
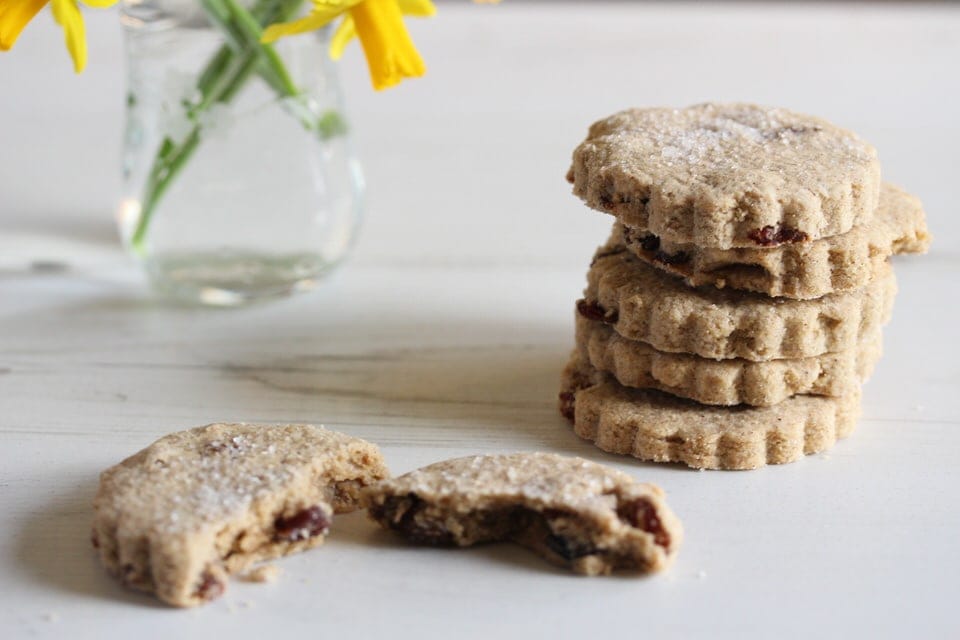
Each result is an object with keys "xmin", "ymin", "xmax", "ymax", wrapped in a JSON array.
[
  {"xmin": 363, "ymin": 453, "xmax": 681, "ymax": 575},
  {"xmin": 92, "ymin": 423, "xmax": 389, "ymax": 607}
]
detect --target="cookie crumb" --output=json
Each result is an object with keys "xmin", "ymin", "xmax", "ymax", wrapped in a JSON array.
[{"xmin": 238, "ymin": 564, "xmax": 281, "ymax": 584}]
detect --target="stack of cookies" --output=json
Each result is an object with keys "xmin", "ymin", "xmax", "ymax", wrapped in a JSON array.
[{"xmin": 559, "ymin": 103, "xmax": 929, "ymax": 470}]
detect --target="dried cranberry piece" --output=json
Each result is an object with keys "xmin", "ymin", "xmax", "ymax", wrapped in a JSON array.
[
  {"xmin": 617, "ymin": 498, "xmax": 670, "ymax": 548},
  {"xmin": 775, "ymin": 227, "xmax": 809, "ymax": 244},
  {"xmin": 274, "ymin": 506, "xmax": 331, "ymax": 542},
  {"xmin": 747, "ymin": 225, "xmax": 809, "ymax": 247},
  {"xmin": 91, "ymin": 530, "xmax": 100, "ymax": 549},
  {"xmin": 652, "ymin": 250, "xmax": 690, "ymax": 266},
  {"xmin": 195, "ymin": 571, "xmax": 225, "ymax": 602},
  {"xmin": 576, "ymin": 299, "xmax": 618, "ymax": 324},
  {"xmin": 621, "ymin": 228, "xmax": 661, "ymax": 254},
  {"xmin": 544, "ymin": 534, "xmax": 597, "ymax": 560},
  {"xmin": 639, "ymin": 234, "xmax": 661, "ymax": 253},
  {"xmin": 747, "ymin": 226, "xmax": 777, "ymax": 246},
  {"xmin": 396, "ymin": 495, "xmax": 454, "ymax": 545},
  {"xmin": 400, "ymin": 521, "xmax": 453, "ymax": 545}
]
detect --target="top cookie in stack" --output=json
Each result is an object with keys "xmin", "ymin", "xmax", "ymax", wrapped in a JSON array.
[
  {"xmin": 560, "ymin": 103, "xmax": 929, "ymax": 470},
  {"xmin": 568, "ymin": 104, "xmax": 881, "ymax": 251}
]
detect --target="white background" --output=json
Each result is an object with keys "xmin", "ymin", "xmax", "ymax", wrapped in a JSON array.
[{"xmin": 1, "ymin": 3, "xmax": 958, "ymax": 638}]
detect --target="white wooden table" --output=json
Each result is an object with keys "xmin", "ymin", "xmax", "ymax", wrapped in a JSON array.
[{"xmin": 2, "ymin": 3, "xmax": 959, "ymax": 638}]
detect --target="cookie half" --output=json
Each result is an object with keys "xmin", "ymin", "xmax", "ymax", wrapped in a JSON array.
[
  {"xmin": 568, "ymin": 103, "xmax": 881, "ymax": 249},
  {"xmin": 363, "ymin": 453, "xmax": 682, "ymax": 575},
  {"xmin": 92, "ymin": 423, "xmax": 389, "ymax": 607},
  {"xmin": 583, "ymin": 237, "xmax": 896, "ymax": 361},
  {"xmin": 560, "ymin": 354, "xmax": 862, "ymax": 470},
  {"xmin": 577, "ymin": 315, "xmax": 881, "ymax": 407},
  {"xmin": 620, "ymin": 183, "xmax": 930, "ymax": 299}
]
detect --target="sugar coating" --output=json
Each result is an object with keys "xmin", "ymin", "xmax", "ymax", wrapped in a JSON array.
[
  {"xmin": 122, "ymin": 433, "xmax": 291, "ymax": 536},
  {"xmin": 568, "ymin": 103, "xmax": 881, "ymax": 248},
  {"xmin": 363, "ymin": 453, "xmax": 682, "ymax": 575},
  {"xmin": 92, "ymin": 423, "xmax": 388, "ymax": 607},
  {"xmin": 620, "ymin": 183, "xmax": 930, "ymax": 299},
  {"xmin": 561, "ymin": 354, "xmax": 862, "ymax": 470},
  {"xmin": 585, "ymin": 235, "xmax": 897, "ymax": 361},
  {"xmin": 576, "ymin": 314, "xmax": 883, "ymax": 407}
]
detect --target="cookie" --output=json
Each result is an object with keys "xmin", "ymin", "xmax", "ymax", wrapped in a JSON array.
[
  {"xmin": 92, "ymin": 423, "xmax": 389, "ymax": 607},
  {"xmin": 559, "ymin": 354, "xmax": 862, "ymax": 470},
  {"xmin": 583, "ymin": 236, "xmax": 896, "ymax": 361},
  {"xmin": 620, "ymin": 183, "xmax": 930, "ymax": 299},
  {"xmin": 567, "ymin": 103, "xmax": 881, "ymax": 249},
  {"xmin": 576, "ymin": 314, "xmax": 881, "ymax": 407},
  {"xmin": 363, "ymin": 453, "xmax": 682, "ymax": 575}
]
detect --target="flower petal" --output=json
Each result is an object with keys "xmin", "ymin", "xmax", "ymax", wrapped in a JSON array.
[
  {"xmin": 351, "ymin": 0, "xmax": 426, "ymax": 91},
  {"xmin": 330, "ymin": 0, "xmax": 430, "ymax": 60},
  {"xmin": 396, "ymin": 0, "xmax": 435, "ymax": 18},
  {"xmin": 0, "ymin": 0, "xmax": 49, "ymax": 51},
  {"xmin": 78, "ymin": 0, "xmax": 117, "ymax": 7},
  {"xmin": 261, "ymin": 0, "xmax": 363, "ymax": 43},
  {"xmin": 329, "ymin": 15, "xmax": 355, "ymax": 60},
  {"xmin": 51, "ymin": 0, "xmax": 87, "ymax": 72},
  {"xmin": 262, "ymin": 6, "xmax": 341, "ymax": 43}
]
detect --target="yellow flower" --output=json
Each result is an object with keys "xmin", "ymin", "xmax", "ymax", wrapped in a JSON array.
[
  {"xmin": 262, "ymin": 0, "xmax": 436, "ymax": 91},
  {"xmin": 0, "ymin": 0, "xmax": 116, "ymax": 72}
]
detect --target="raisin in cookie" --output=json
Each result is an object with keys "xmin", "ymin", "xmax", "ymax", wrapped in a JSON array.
[
  {"xmin": 363, "ymin": 453, "xmax": 681, "ymax": 575},
  {"xmin": 568, "ymin": 103, "xmax": 881, "ymax": 249},
  {"xmin": 577, "ymin": 314, "xmax": 881, "ymax": 407},
  {"xmin": 92, "ymin": 423, "xmax": 389, "ymax": 607},
  {"xmin": 584, "ymin": 235, "xmax": 896, "ymax": 361},
  {"xmin": 560, "ymin": 354, "xmax": 861, "ymax": 470},
  {"xmin": 620, "ymin": 183, "xmax": 930, "ymax": 299}
]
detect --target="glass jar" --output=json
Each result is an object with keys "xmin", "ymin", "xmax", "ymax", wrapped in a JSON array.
[{"xmin": 117, "ymin": 0, "xmax": 363, "ymax": 305}]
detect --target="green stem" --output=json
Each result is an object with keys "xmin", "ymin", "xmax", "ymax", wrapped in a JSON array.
[
  {"xmin": 129, "ymin": 0, "xmax": 307, "ymax": 255},
  {"xmin": 138, "ymin": 55, "xmax": 260, "ymax": 232},
  {"xmin": 221, "ymin": 0, "xmax": 300, "ymax": 98}
]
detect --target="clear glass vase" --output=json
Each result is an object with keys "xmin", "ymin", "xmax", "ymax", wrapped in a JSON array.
[{"xmin": 117, "ymin": 0, "xmax": 363, "ymax": 306}]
